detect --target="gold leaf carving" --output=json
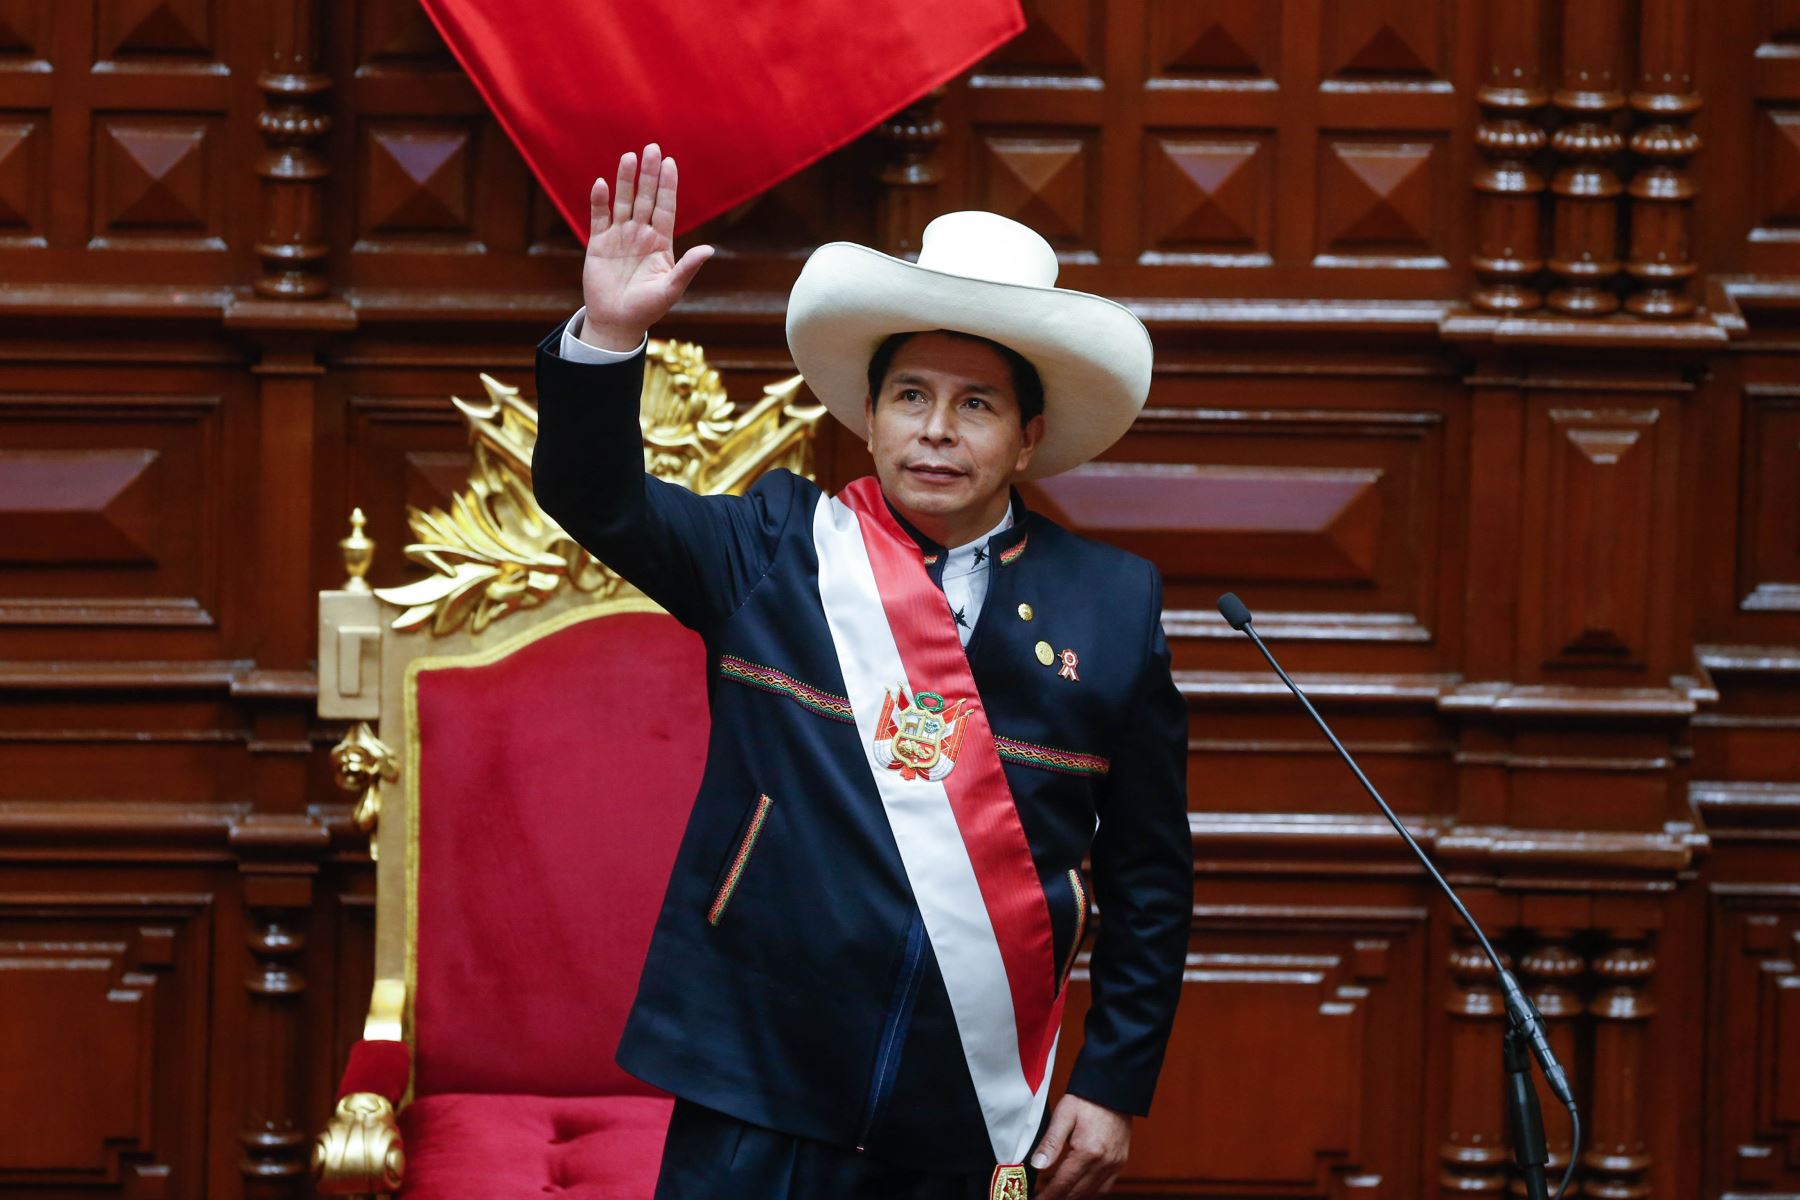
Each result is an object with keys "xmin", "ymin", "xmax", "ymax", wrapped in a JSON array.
[{"xmin": 371, "ymin": 345, "xmax": 823, "ymax": 638}]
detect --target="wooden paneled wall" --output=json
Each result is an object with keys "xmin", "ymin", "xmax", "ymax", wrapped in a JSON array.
[{"xmin": 1, "ymin": 1, "xmax": 1796, "ymax": 1198}]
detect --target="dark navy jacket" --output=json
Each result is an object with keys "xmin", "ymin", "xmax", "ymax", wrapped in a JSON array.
[{"xmin": 530, "ymin": 325, "xmax": 1192, "ymax": 1171}]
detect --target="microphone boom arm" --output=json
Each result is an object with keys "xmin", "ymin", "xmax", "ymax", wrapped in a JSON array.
[{"xmin": 1217, "ymin": 593, "xmax": 1579, "ymax": 1200}]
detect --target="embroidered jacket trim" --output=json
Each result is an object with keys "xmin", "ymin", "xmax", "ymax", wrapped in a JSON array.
[
  {"xmin": 707, "ymin": 793, "xmax": 773, "ymax": 926},
  {"xmin": 718, "ymin": 655, "xmax": 856, "ymax": 723},
  {"xmin": 992, "ymin": 735, "xmax": 1110, "ymax": 778}
]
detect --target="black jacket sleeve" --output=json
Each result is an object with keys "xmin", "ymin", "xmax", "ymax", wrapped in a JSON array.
[
  {"xmin": 529, "ymin": 322, "xmax": 801, "ymax": 632},
  {"xmin": 1063, "ymin": 558, "xmax": 1192, "ymax": 1116}
]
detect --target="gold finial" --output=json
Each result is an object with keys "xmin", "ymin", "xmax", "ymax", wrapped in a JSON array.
[{"xmin": 340, "ymin": 507, "xmax": 375, "ymax": 593}]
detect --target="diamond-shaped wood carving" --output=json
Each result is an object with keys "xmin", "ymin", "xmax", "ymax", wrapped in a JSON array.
[
  {"xmin": 986, "ymin": 0, "xmax": 1095, "ymax": 73},
  {"xmin": 1323, "ymin": 0, "xmax": 1438, "ymax": 78},
  {"xmin": 357, "ymin": 0, "xmax": 455, "ymax": 68},
  {"xmin": 96, "ymin": 120, "xmax": 210, "ymax": 232},
  {"xmin": 97, "ymin": 0, "xmax": 211, "ymax": 60},
  {"xmin": 1150, "ymin": 0, "xmax": 1272, "ymax": 76},
  {"xmin": 1541, "ymin": 408, "xmax": 1659, "ymax": 661},
  {"xmin": 978, "ymin": 135, "xmax": 1088, "ymax": 245},
  {"xmin": 529, "ymin": 182, "xmax": 582, "ymax": 255},
  {"xmin": 0, "ymin": 0, "xmax": 42, "ymax": 55},
  {"xmin": 362, "ymin": 124, "xmax": 473, "ymax": 235},
  {"xmin": 0, "ymin": 449, "xmax": 159, "ymax": 565},
  {"xmin": 1317, "ymin": 139, "xmax": 1436, "ymax": 252},
  {"xmin": 1027, "ymin": 463, "xmax": 1383, "ymax": 584},
  {"xmin": 1144, "ymin": 136, "xmax": 1268, "ymax": 252},
  {"xmin": 689, "ymin": 170, "xmax": 832, "ymax": 252},
  {"xmin": 0, "ymin": 118, "xmax": 41, "ymax": 230},
  {"xmin": 1757, "ymin": 110, "xmax": 1800, "ymax": 227}
]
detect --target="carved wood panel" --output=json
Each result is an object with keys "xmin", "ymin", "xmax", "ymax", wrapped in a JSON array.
[
  {"xmin": 0, "ymin": 0, "xmax": 248, "ymax": 287},
  {"xmin": 0, "ymin": 366, "xmax": 243, "ymax": 653},
  {"xmin": 1517, "ymin": 394, "xmax": 1682, "ymax": 681},
  {"xmin": 1021, "ymin": 369, "xmax": 1454, "ymax": 653},
  {"xmin": 1737, "ymin": 386, "xmax": 1800, "ymax": 615},
  {"xmin": 1709, "ymin": 891, "xmax": 1800, "ymax": 1199},
  {"xmin": 1741, "ymin": 7, "xmax": 1800, "ymax": 272},
  {"xmin": 0, "ymin": 890, "xmax": 214, "ymax": 1198},
  {"xmin": 1054, "ymin": 899, "xmax": 1428, "ymax": 1199},
  {"xmin": 941, "ymin": 0, "xmax": 1474, "ymax": 297}
]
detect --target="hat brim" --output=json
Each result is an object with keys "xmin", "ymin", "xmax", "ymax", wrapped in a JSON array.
[{"xmin": 784, "ymin": 243, "xmax": 1152, "ymax": 480}]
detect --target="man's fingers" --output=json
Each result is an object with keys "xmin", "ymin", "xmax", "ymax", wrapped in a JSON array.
[
  {"xmin": 633, "ymin": 142, "xmax": 662, "ymax": 226},
  {"xmin": 1035, "ymin": 1152, "xmax": 1088, "ymax": 1200},
  {"xmin": 1032, "ymin": 1102, "xmax": 1076, "ymax": 1172},
  {"xmin": 650, "ymin": 154, "xmax": 680, "ymax": 241},
  {"xmin": 1043, "ymin": 1146, "xmax": 1108, "ymax": 1200},
  {"xmin": 664, "ymin": 243, "xmax": 714, "ymax": 300},
  {"xmin": 612, "ymin": 151, "xmax": 637, "ymax": 226},
  {"xmin": 588, "ymin": 176, "xmax": 610, "ymax": 240}
]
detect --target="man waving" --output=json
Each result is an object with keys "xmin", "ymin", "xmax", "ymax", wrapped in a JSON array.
[{"xmin": 531, "ymin": 144, "xmax": 1192, "ymax": 1200}]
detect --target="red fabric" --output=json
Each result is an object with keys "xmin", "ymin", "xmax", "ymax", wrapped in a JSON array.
[
  {"xmin": 841, "ymin": 477, "xmax": 1064, "ymax": 1088},
  {"xmin": 411, "ymin": 612, "xmax": 709, "ymax": 1097},
  {"xmin": 339, "ymin": 1038, "xmax": 411, "ymax": 1102},
  {"xmin": 416, "ymin": 0, "xmax": 1026, "ymax": 238},
  {"xmin": 398, "ymin": 1093, "xmax": 673, "ymax": 1200}
]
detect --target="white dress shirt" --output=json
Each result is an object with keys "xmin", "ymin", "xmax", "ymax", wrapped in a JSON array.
[
  {"xmin": 939, "ymin": 509, "xmax": 1013, "ymax": 646},
  {"xmin": 561, "ymin": 307, "xmax": 646, "ymax": 364},
  {"xmin": 559, "ymin": 308, "xmax": 1011, "ymax": 646}
]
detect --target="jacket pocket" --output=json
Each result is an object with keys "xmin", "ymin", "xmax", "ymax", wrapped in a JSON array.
[
  {"xmin": 707, "ymin": 793, "xmax": 773, "ymax": 927},
  {"xmin": 1058, "ymin": 868, "xmax": 1088, "ymax": 990}
]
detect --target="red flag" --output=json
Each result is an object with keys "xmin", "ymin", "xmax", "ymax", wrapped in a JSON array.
[{"xmin": 418, "ymin": 1, "xmax": 1026, "ymax": 239}]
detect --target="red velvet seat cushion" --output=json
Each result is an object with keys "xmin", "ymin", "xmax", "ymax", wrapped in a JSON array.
[
  {"xmin": 410, "ymin": 610, "xmax": 710, "ymax": 1097},
  {"xmin": 398, "ymin": 1093, "xmax": 674, "ymax": 1200}
]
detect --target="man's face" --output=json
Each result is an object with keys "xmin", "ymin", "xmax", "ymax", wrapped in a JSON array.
[{"xmin": 864, "ymin": 331, "xmax": 1045, "ymax": 528}]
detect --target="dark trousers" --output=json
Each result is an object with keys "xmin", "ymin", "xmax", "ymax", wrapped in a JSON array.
[{"xmin": 652, "ymin": 1098, "xmax": 1040, "ymax": 1200}]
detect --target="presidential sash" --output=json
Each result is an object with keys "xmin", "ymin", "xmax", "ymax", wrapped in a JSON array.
[{"xmin": 813, "ymin": 476, "xmax": 1065, "ymax": 1176}]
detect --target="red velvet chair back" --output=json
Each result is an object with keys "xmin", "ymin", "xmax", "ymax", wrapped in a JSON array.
[{"xmin": 406, "ymin": 605, "xmax": 708, "ymax": 1097}]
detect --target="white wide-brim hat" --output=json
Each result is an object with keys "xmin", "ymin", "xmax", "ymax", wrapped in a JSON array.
[{"xmin": 785, "ymin": 211, "xmax": 1152, "ymax": 480}]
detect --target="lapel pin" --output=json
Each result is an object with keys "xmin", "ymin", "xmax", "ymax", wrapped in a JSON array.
[{"xmin": 1058, "ymin": 649, "xmax": 1080, "ymax": 681}]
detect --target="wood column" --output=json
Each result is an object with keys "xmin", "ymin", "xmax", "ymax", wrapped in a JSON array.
[
  {"xmin": 872, "ymin": 87, "xmax": 947, "ymax": 258},
  {"xmin": 1514, "ymin": 931, "xmax": 1584, "ymax": 1197},
  {"xmin": 1625, "ymin": 0, "xmax": 1702, "ymax": 317},
  {"xmin": 232, "ymin": 815, "xmax": 329, "ymax": 1200},
  {"xmin": 1441, "ymin": 925, "xmax": 1511, "ymax": 1200},
  {"xmin": 254, "ymin": 0, "xmax": 331, "ymax": 299},
  {"xmin": 1471, "ymin": 0, "xmax": 1549, "ymax": 313},
  {"xmin": 1547, "ymin": 0, "xmax": 1628, "ymax": 315},
  {"xmin": 1585, "ymin": 933, "xmax": 1656, "ymax": 1200}
]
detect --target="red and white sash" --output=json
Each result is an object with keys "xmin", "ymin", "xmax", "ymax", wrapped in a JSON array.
[{"xmin": 813, "ymin": 476, "xmax": 1065, "ymax": 1168}]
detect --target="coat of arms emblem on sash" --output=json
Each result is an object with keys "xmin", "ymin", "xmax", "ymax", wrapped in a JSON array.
[{"xmin": 872, "ymin": 685, "xmax": 969, "ymax": 782}]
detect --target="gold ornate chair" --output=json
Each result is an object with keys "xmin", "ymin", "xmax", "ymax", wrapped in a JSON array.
[{"xmin": 312, "ymin": 343, "xmax": 823, "ymax": 1200}]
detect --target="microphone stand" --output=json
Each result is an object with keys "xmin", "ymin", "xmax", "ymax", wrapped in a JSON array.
[{"xmin": 1216, "ymin": 594, "xmax": 1579, "ymax": 1200}]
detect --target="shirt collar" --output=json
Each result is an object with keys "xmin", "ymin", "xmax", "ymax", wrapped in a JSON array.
[{"xmin": 881, "ymin": 486, "xmax": 1033, "ymax": 562}]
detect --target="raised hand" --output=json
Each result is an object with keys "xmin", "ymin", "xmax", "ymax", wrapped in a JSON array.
[{"xmin": 578, "ymin": 143, "xmax": 714, "ymax": 352}]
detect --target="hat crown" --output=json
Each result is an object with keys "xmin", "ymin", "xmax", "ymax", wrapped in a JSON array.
[{"xmin": 916, "ymin": 211, "xmax": 1059, "ymax": 289}]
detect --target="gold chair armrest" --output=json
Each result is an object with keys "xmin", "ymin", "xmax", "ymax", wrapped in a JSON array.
[{"xmin": 312, "ymin": 1092, "xmax": 404, "ymax": 1197}]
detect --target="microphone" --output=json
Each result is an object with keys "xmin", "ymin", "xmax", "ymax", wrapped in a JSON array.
[{"xmin": 1217, "ymin": 593, "xmax": 1579, "ymax": 1200}]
